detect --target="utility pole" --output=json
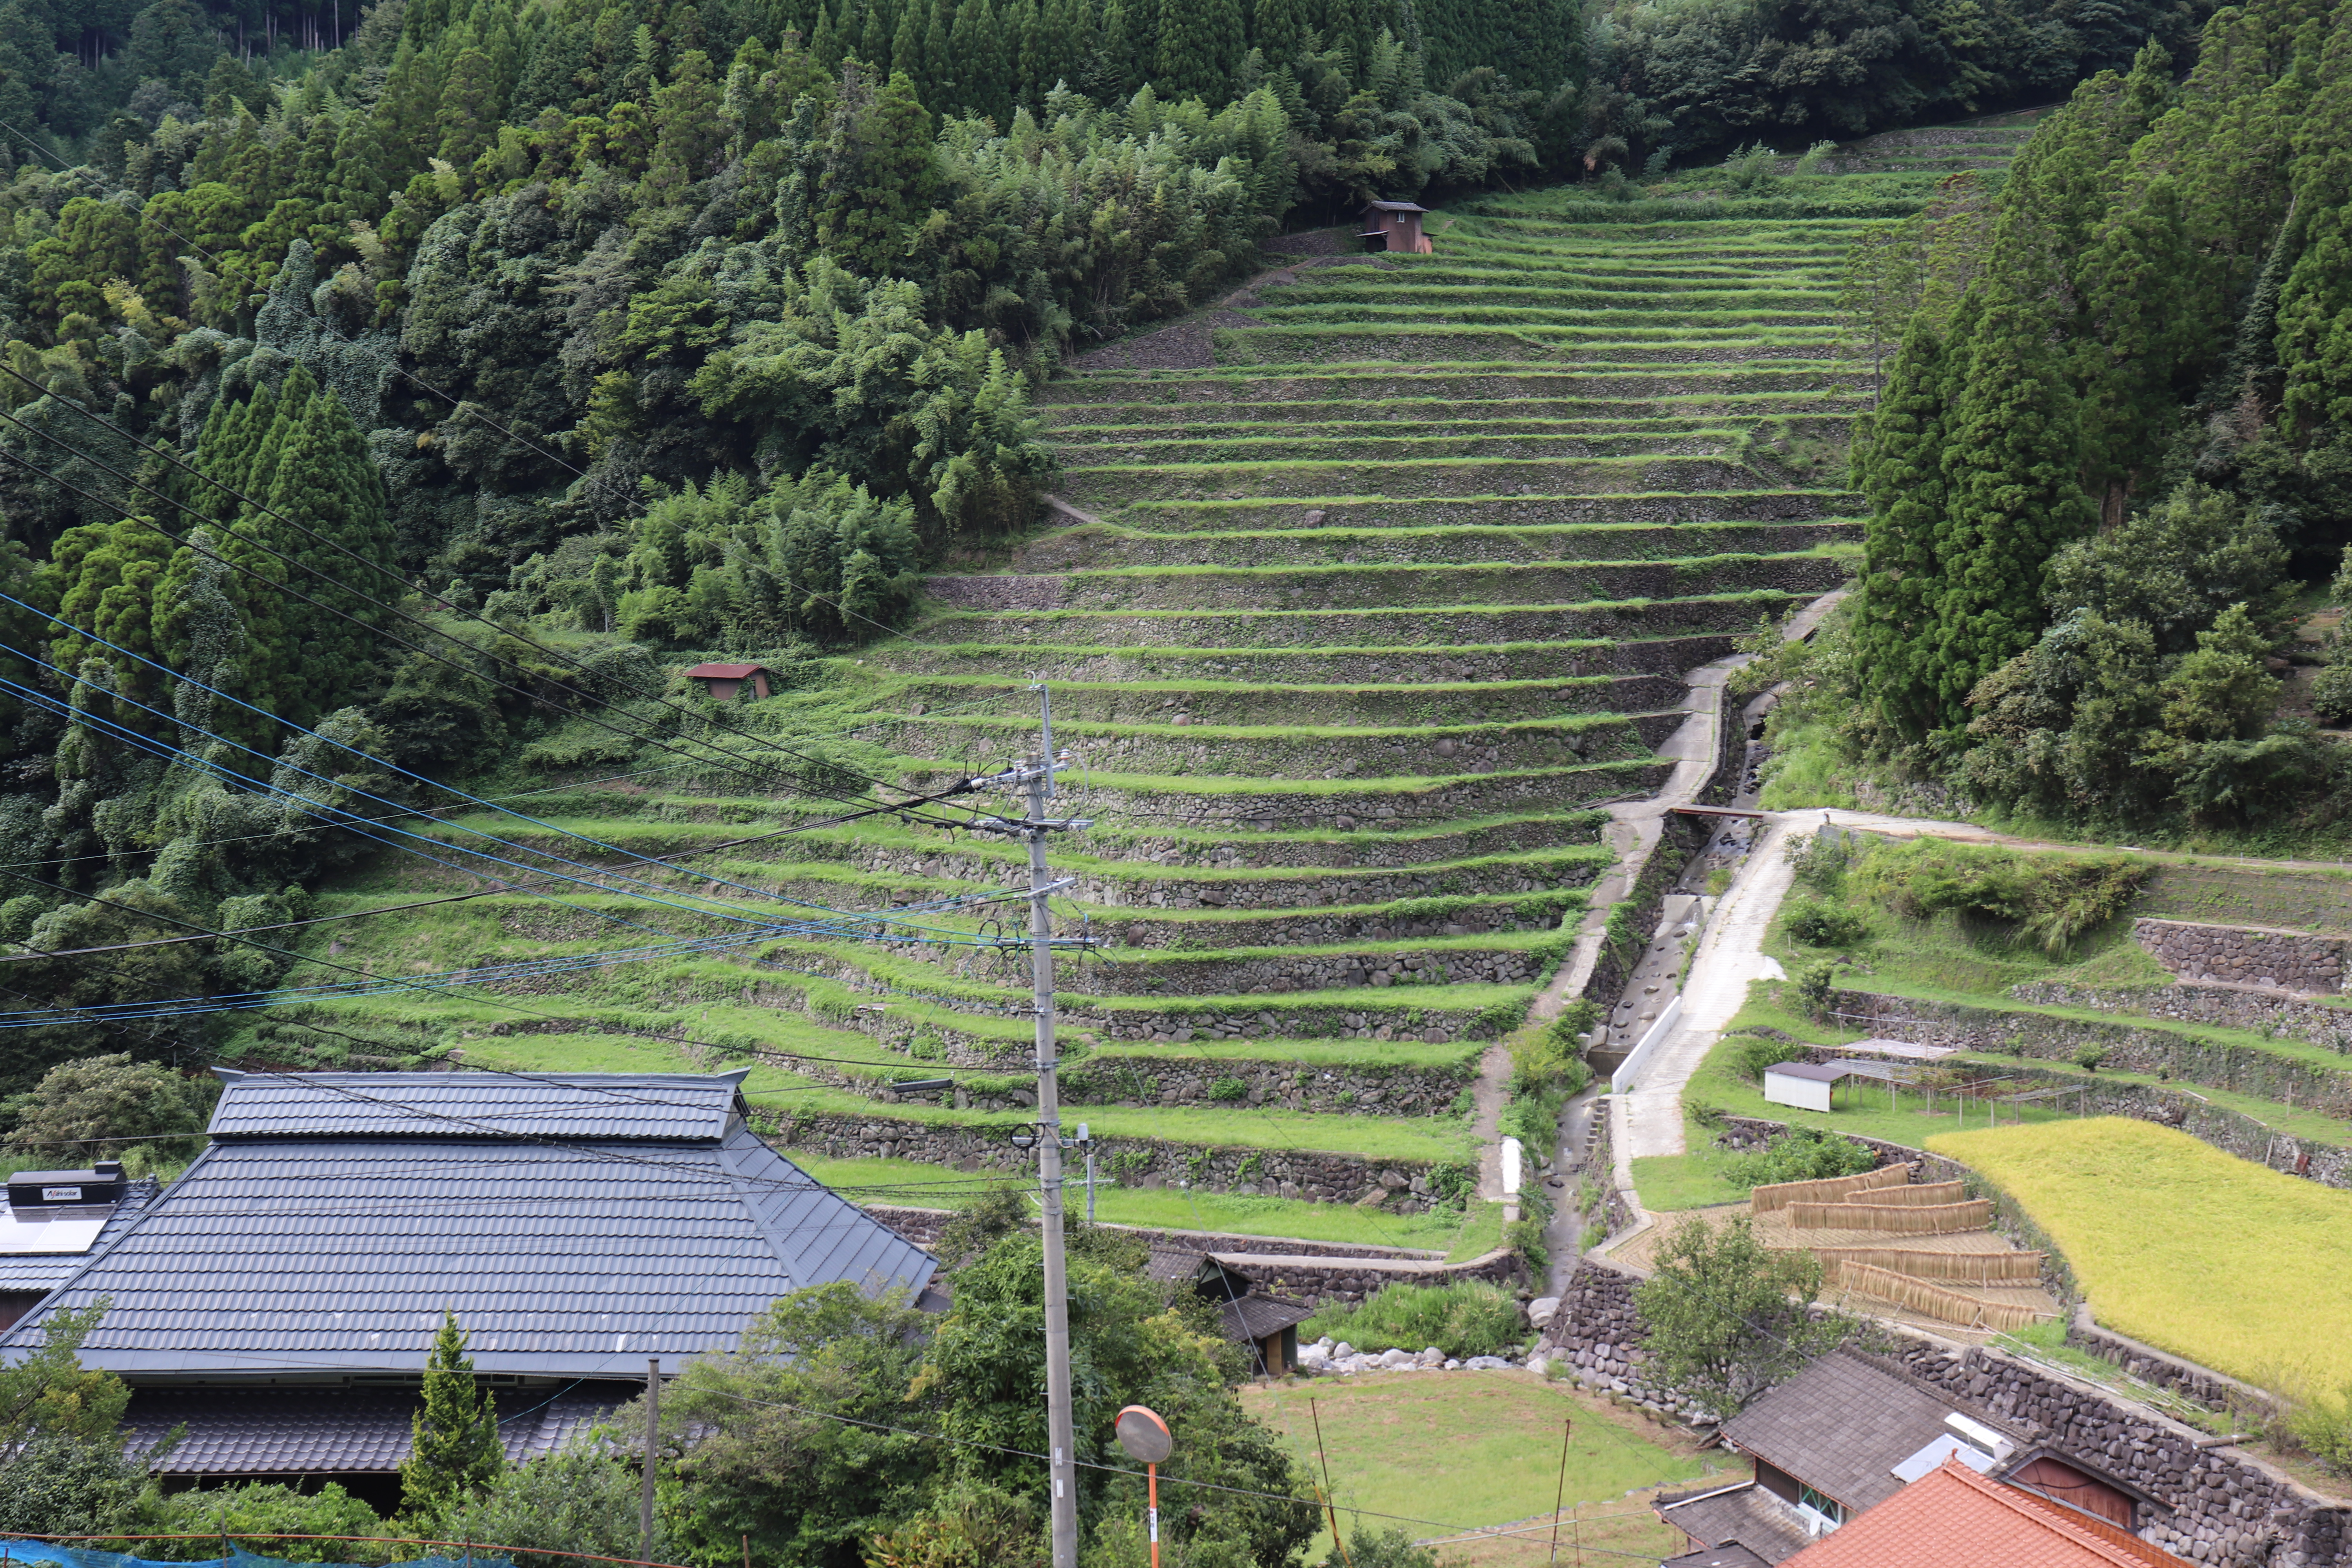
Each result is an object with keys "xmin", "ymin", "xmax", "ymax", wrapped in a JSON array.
[
  {"xmin": 1023, "ymin": 682, "xmax": 1079, "ymax": 1568},
  {"xmin": 641, "ymin": 1357, "xmax": 660, "ymax": 1563}
]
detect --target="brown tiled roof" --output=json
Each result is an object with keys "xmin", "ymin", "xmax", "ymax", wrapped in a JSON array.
[
  {"xmin": 684, "ymin": 662, "xmax": 765, "ymax": 678},
  {"xmin": 1658, "ymin": 1483, "xmax": 1813, "ymax": 1565},
  {"xmin": 1720, "ymin": 1350, "xmax": 2004, "ymax": 1517},
  {"xmin": 1781, "ymin": 1458, "xmax": 2180, "ymax": 1567}
]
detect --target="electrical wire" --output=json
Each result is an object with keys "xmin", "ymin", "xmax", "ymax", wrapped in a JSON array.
[
  {"xmin": 0, "ymin": 360, "xmax": 961, "ymax": 813},
  {"xmin": 0, "ymin": 617, "xmax": 1005, "ymax": 947},
  {"xmin": 0, "ymin": 433, "xmax": 987, "ymax": 844}
]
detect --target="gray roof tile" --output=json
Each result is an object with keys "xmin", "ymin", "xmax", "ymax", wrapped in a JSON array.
[
  {"xmin": 1720, "ymin": 1351, "xmax": 2012, "ymax": 1517},
  {"xmin": 5, "ymin": 1073, "xmax": 935, "ymax": 1376},
  {"xmin": 124, "ymin": 1382, "xmax": 636, "ymax": 1475},
  {"xmin": 205, "ymin": 1071, "xmax": 748, "ymax": 1143}
]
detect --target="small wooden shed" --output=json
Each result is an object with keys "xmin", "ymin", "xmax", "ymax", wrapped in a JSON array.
[
  {"xmin": 684, "ymin": 662, "xmax": 771, "ymax": 701},
  {"xmin": 1193, "ymin": 1255, "xmax": 1316, "ymax": 1377},
  {"xmin": 1360, "ymin": 199, "xmax": 1433, "ymax": 253}
]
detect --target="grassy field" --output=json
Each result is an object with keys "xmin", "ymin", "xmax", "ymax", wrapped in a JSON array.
[
  {"xmin": 1241, "ymin": 1372, "xmax": 1721, "ymax": 1562},
  {"xmin": 1929, "ymin": 1118, "xmax": 2352, "ymax": 1394}
]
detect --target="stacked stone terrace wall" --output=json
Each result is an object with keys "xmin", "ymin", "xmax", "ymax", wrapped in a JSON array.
[
  {"xmin": 1208, "ymin": 1247, "xmax": 1523, "ymax": 1309},
  {"xmin": 777, "ymin": 1111, "xmax": 1446, "ymax": 1206},
  {"xmin": 2014, "ymin": 979, "xmax": 2352, "ymax": 1056},
  {"xmin": 1826, "ymin": 989, "xmax": 2352, "ymax": 1138},
  {"xmin": 2136, "ymin": 919, "xmax": 2348, "ymax": 993}
]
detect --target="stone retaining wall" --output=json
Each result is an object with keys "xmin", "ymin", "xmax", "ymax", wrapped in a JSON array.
[
  {"xmin": 1828, "ymin": 988, "xmax": 2352, "ymax": 1122},
  {"xmin": 2136, "ymin": 919, "xmax": 2350, "ymax": 993},
  {"xmin": 2066, "ymin": 1309, "xmax": 2278, "ymax": 1419},
  {"xmin": 1099, "ymin": 893, "xmax": 1581, "ymax": 946},
  {"xmin": 1207, "ymin": 1247, "xmax": 1524, "ymax": 1309},
  {"xmin": 1582, "ymin": 813, "xmax": 1708, "ymax": 1011},
  {"xmin": 861, "ymin": 1205, "xmax": 1443, "ymax": 1264},
  {"xmin": 1083, "ymin": 942, "xmax": 1561, "ymax": 997},
  {"xmin": 1538, "ymin": 1259, "xmax": 2350, "ymax": 1566},
  {"xmin": 1078, "ymin": 996, "xmax": 1511, "ymax": 1045},
  {"xmin": 2013, "ymin": 979, "xmax": 2352, "ymax": 1057},
  {"xmin": 1060, "ymin": 1053, "xmax": 1473, "ymax": 1118},
  {"xmin": 773, "ymin": 1111, "xmax": 1448, "ymax": 1207}
]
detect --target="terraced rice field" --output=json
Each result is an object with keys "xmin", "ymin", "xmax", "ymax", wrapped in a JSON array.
[{"xmin": 288, "ymin": 117, "xmax": 2040, "ymax": 1245}]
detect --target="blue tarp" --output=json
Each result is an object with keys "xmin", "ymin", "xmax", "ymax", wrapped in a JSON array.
[{"xmin": 0, "ymin": 1544, "xmax": 517, "ymax": 1568}]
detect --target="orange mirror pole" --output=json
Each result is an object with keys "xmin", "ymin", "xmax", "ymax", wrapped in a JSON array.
[{"xmin": 1116, "ymin": 1405, "xmax": 1174, "ymax": 1568}]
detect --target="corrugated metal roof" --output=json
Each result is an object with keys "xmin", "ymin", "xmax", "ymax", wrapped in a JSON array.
[
  {"xmin": 122, "ymin": 1382, "xmax": 635, "ymax": 1475},
  {"xmin": 6, "ymin": 1073, "xmax": 935, "ymax": 1377},
  {"xmin": 0, "ymin": 1178, "xmax": 158, "ymax": 1295},
  {"xmin": 206, "ymin": 1070, "xmax": 749, "ymax": 1143}
]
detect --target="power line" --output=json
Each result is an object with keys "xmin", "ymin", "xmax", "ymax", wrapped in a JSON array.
[
  {"xmin": 0, "ymin": 419, "xmax": 981, "ymax": 835},
  {"xmin": 0, "ymin": 610, "xmax": 1004, "ymax": 944}
]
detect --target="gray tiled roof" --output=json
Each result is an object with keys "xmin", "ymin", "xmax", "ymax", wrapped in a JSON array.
[
  {"xmin": 1720, "ymin": 1350, "xmax": 2009, "ymax": 1517},
  {"xmin": 205, "ymin": 1070, "xmax": 748, "ymax": 1143},
  {"xmin": 1219, "ymin": 1293, "xmax": 1315, "ymax": 1343},
  {"xmin": 2, "ymin": 1073, "xmax": 935, "ymax": 1377},
  {"xmin": 1663, "ymin": 1546, "xmax": 1773, "ymax": 1568},
  {"xmin": 1659, "ymin": 1485, "xmax": 1812, "ymax": 1566},
  {"xmin": 0, "ymin": 1178, "xmax": 158, "ymax": 1296},
  {"xmin": 123, "ymin": 1381, "xmax": 635, "ymax": 1475}
]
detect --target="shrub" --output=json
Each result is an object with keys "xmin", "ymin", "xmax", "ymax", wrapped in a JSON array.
[
  {"xmin": 1785, "ymin": 898, "xmax": 1868, "ymax": 947},
  {"xmin": 2286, "ymin": 1379, "xmax": 2352, "ymax": 1468},
  {"xmin": 1298, "ymin": 1281, "xmax": 1524, "ymax": 1359},
  {"xmin": 2310, "ymin": 662, "xmax": 2352, "ymax": 726},
  {"xmin": 1793, "ymin": 960, "xmax": 1838, "ymax": 1021},
  {"xmin": 1207, "ymin": 1076, "xmax": 1249, "ymax": 1102},
  {"xmin": 1731, "ymin": 1033, "xmax": 1808, "ymax": 1082},
  {"xmin": 1848, "ymin": 839, "xmax": 2150, "ymax": 954},
  {"xmin": 154, "ymin": 1482, "xmax": 386, "ymax": 1560},
  {"xmin": 1319, "ymin": 1527, "xmax": 1445, "ymax": 1568},
  {"xmin": 2074, "ymin": 1045, "xmax": 2110, "ymax": 1073},
  {"xmin": 1721, "ymin": 1128, "xmax": 1877, "ymax": 1191},
  {"xmin": 1784, "ymin": 831, "xmax": 1858, "ymax": 896},
  {"xmin": 1470, "ymin": 996, "xmax": 1531, "ymax": 1038},
  {"xmin": 2, "ymin": 1053, "xmax": 216, "ymax": 1162}
]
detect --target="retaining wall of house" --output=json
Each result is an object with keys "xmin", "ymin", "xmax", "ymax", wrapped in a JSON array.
[{"xmin": 1539, "ymin": 1258, "xmax": 2349, "ymax": 1566}]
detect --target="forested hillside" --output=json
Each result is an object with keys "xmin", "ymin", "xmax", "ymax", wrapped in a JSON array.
[{"xmin": 1760, "ymin": 0, "xmax": 2352, "ymax": 839}]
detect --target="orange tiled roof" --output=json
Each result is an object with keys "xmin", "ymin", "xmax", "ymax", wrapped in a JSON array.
[{"xmin": 1781, "ymin": 1457, "xmax": 2180, "ymax": 1568}]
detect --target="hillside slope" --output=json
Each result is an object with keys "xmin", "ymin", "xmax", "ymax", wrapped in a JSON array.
[{"xmin": 280, "ymin": 116, "xmax": 2042, "ymax": 1245}]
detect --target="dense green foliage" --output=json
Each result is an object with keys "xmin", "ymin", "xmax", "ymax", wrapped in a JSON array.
[
  {"xmin": 1847, "ymin": 837, "xmax": 2150, "ymax": 952},
  {"xmin": 1814, "ymin": 0, "xmax": 2352, "ymax": 830},
  {"xmin": 646, "ymin": 1225, "xmax": 1314, "ymax": 1568},
  {"xmin": 1719, "ymin": 1126, "xmax": 1876, "ymax": 1189},
  {"xmin": 1297, "ymin": 1278, "xmax": 1524, "ymax": 1358},
  {"xmin": 0, "ymin": 1048, "xmax": 215, "ymax": 1158},
  {"xmin": 1634, "ymin": 1213, "xmax": 1848, "ymax": 1416},
  {"xmin": 1572, "ymin": 0, "xmax": 2208, "ymax": 180}
]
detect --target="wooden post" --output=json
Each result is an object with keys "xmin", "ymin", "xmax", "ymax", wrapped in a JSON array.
[{"xmin": 1548, "ymin": 1417, "xmax": 1572, "ymax": 1563}]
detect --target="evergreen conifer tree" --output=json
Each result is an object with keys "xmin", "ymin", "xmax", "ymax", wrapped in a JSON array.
[
  {"xmin": 2276, "ymin": 21, "xmax": 2352, "ymax": 431},
  {"xmin": 1927, "ymin": 298, "xmax": 2096, "ymax": 732},
  {"xmin": 1851, "ymin": 318, "xmax": 1955, "ymax": 741},
  {"xmin": 399, "ymin": 1309, "xmax": 503, "ymax": 1520}
]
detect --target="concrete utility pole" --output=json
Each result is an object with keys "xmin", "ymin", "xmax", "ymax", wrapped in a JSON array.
[
  {"xmin": 1012, "ymin": 683, "xmax": 1087, "ymax": 1568},
  {"xmin": 971, "ymin": 682, "xmax": 1093, "ymax": 1568}
]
